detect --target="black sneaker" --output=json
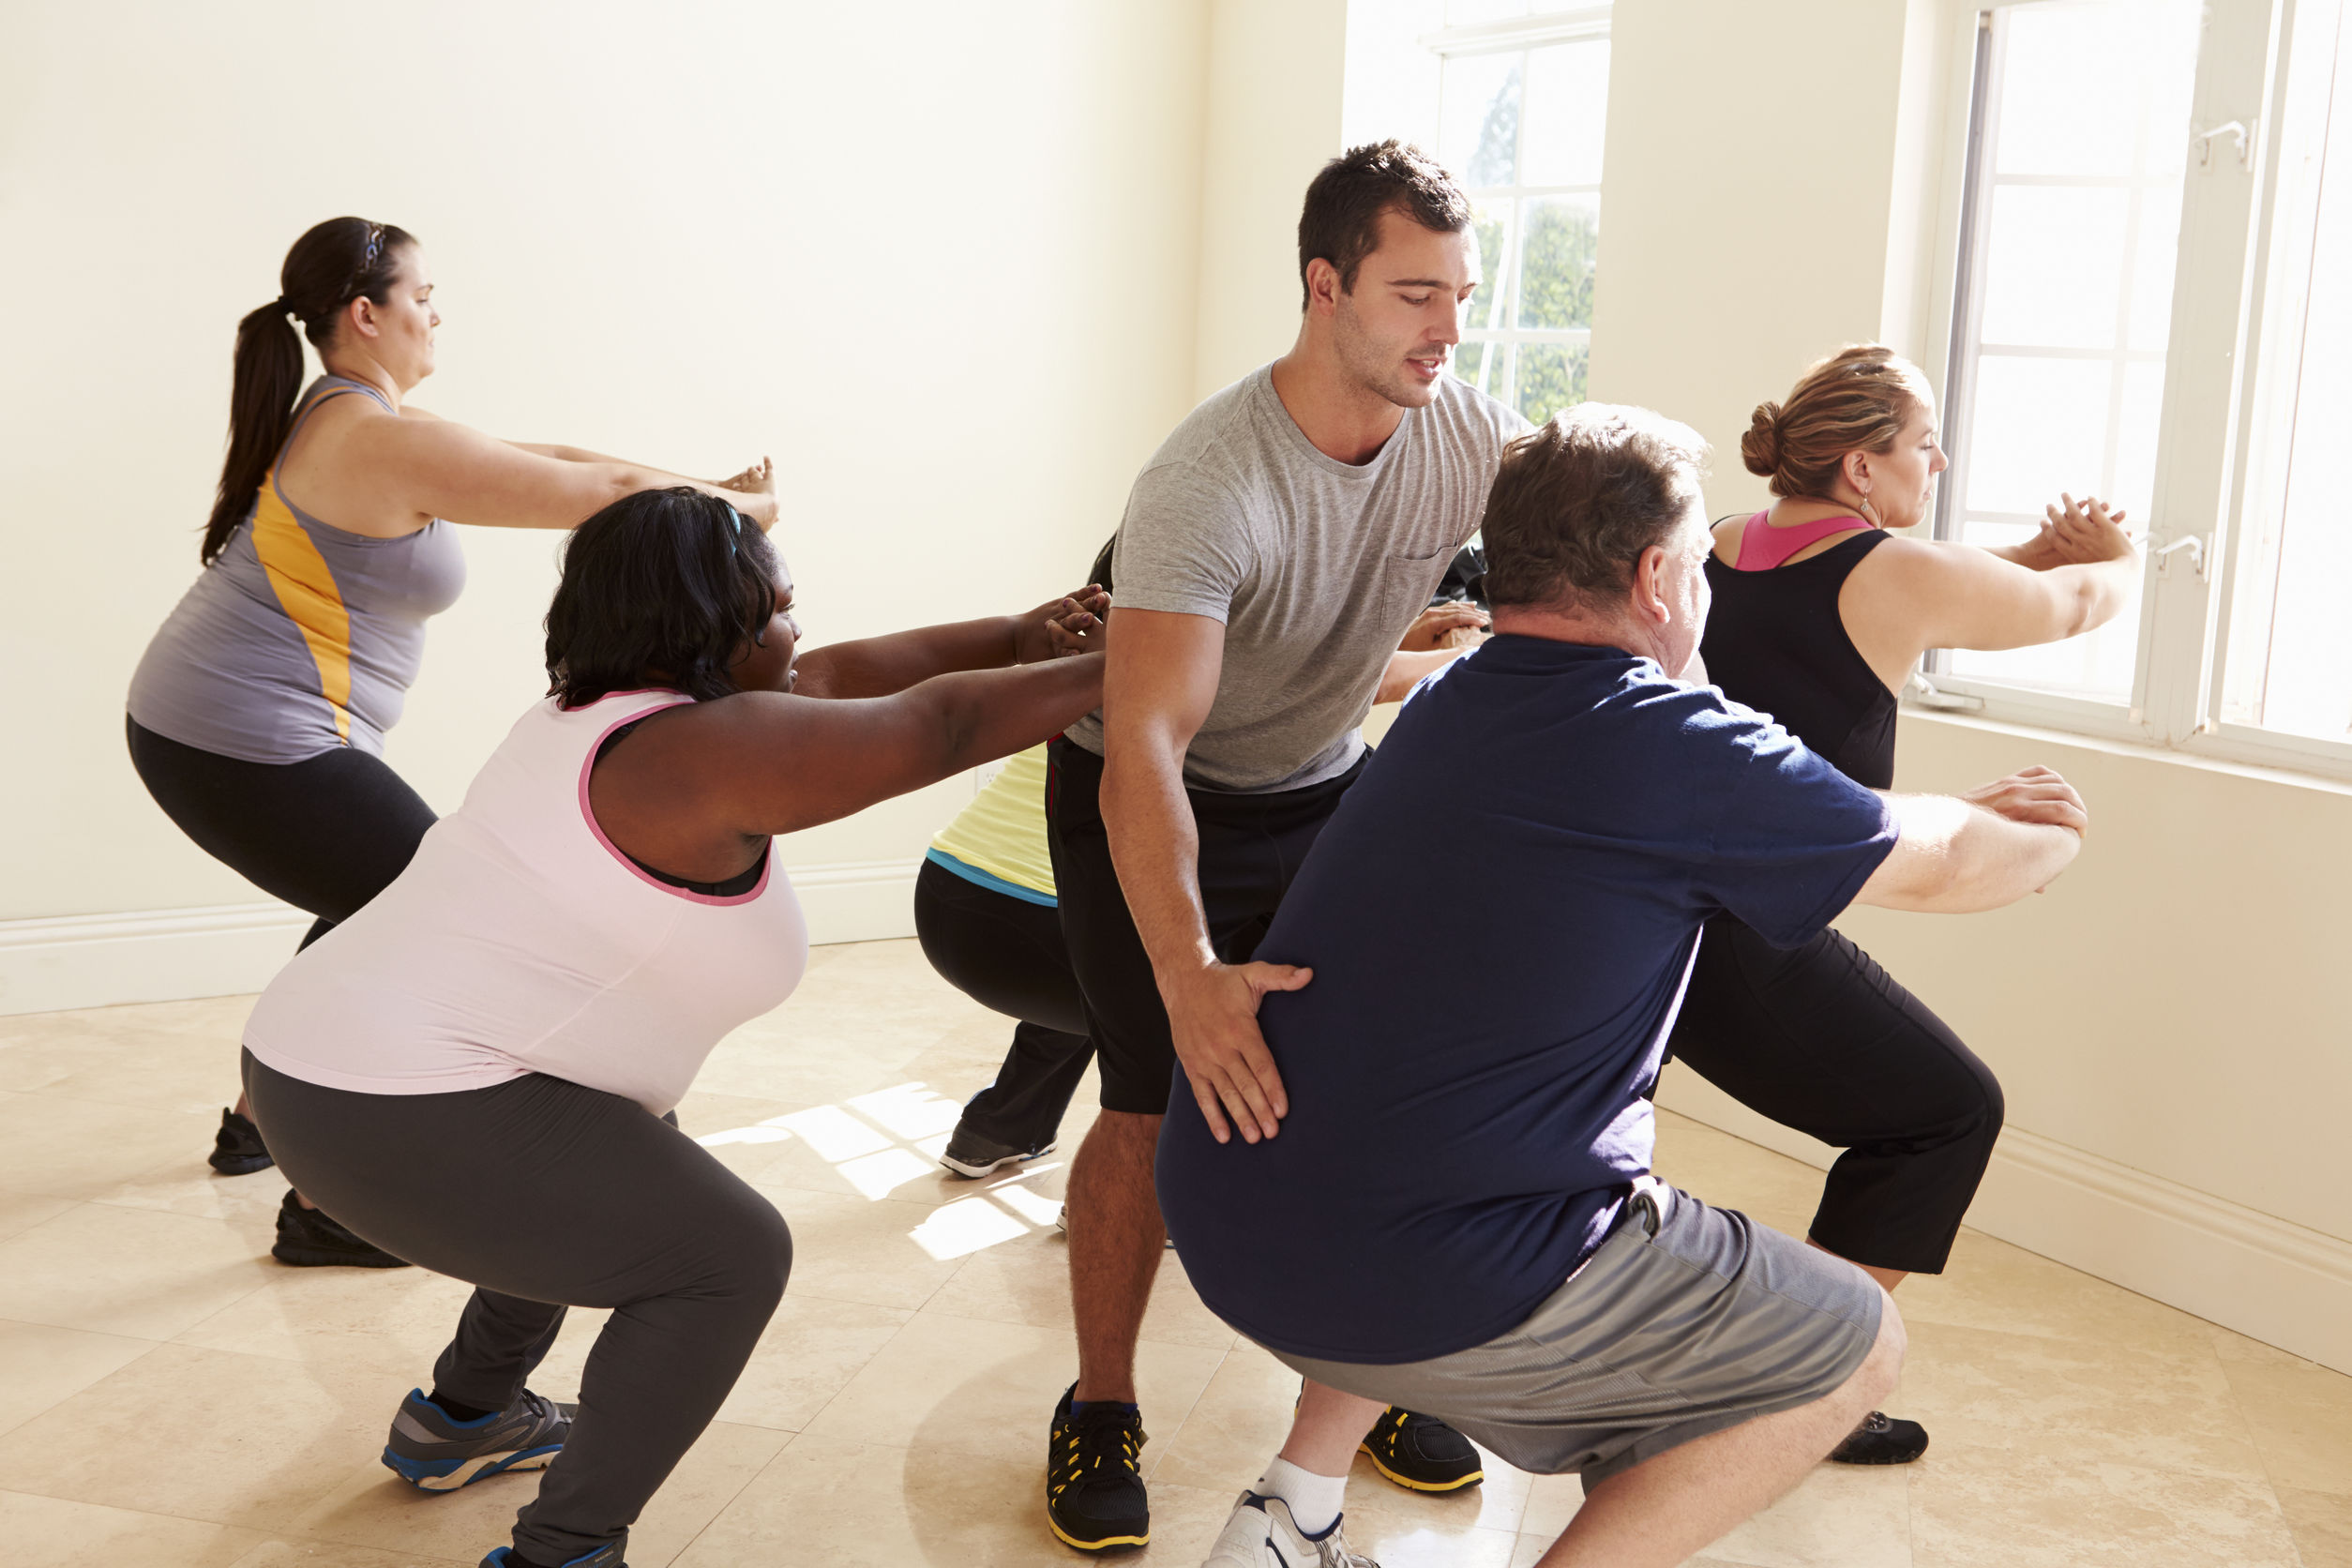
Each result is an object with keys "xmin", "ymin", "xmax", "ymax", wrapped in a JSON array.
[
  {"xmin": 271, "ymin": 1189, "xmax": 411, "ymax": 1269},
  {"xmin": 1046, "ymin": 1383, "xmax": 1150, "ymax": 1552},
  {"xmin": 1828, "ymin": 1410, "xmax": 1929, "ymax": 1464},
  {"xmin": 1360, "ymin": 1406, "xmax": 1484, "ymax": 1492},
  {"xmin": 941, "ymin": 1121, "xmax": 1056, "ymax": 1180},
  {"xmin": 208, "ymin": 1108, "xmax": 273, "ymax": 1176}
]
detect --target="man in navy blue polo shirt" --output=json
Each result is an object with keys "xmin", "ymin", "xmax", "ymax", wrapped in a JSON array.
[{"xmin": 1159, "ymin": 405, "xmax": 2091, "ymax": 1568}]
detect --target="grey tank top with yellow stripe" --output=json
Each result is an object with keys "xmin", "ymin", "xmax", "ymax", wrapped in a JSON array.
[{"xmin": 128, "ymin": 377, "xmax": 468, "ymax": 763}]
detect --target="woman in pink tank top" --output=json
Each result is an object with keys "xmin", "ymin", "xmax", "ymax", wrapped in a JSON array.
[
  {"xmin": 1668, "ymin": 345, "xmax": 2143, "ymax": 1469},
  {"xmin": 237, "ymin": 488, "xmax": 1109, "ymax": 1568}
]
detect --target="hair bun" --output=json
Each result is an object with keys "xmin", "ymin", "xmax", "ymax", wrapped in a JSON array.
[{"xmin": 1740, "ymin": 401, "xmax": 1784, "ymax": 477}]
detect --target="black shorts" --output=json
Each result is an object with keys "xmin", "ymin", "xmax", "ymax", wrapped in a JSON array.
[{"xmin": 1045, "ymin": 736, "xmax": 1364, "ymax": 1116}]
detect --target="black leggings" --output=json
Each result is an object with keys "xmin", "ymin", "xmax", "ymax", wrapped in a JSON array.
[
  {"xmin": 1665, "ymin": 914, "xmax": 2003, "ymax": 1276},
  {"xmin": 127, "ymin": 716, "xmax": 438, "ymax": 949},
  {"xmin": 244, "ymin": 1053, "xmax": 788, "ymax": 1565},
  {"xmin": 912, "ymin": 858, "xmax": 1092, "ymax": 1150}
]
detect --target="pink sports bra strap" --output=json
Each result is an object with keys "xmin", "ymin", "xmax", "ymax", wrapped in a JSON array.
[{"xmin": 1732, "ymin": 509, "xmax": 1876, "ymax": 571}]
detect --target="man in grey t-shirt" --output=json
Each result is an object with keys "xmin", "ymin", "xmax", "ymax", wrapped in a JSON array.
[{"xmin": 1039, "ymin": 142, "xmax": 1529, "ymax": 1559}]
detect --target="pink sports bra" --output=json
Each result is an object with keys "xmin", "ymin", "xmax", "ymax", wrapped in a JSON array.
[{"xmin": 1731, "ymin": 509, "xmax": 1876, "ymax": 572}]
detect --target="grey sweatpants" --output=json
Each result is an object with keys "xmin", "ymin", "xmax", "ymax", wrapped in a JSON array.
[{"xmin": 244, "ymin": 1052, "xmax": 791, "ymax": 1565}]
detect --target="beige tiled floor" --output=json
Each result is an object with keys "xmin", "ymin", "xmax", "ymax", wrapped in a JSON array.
[{"xmin": 1, "ymin": 938, "xmax": 2345, "ymax": 1567}]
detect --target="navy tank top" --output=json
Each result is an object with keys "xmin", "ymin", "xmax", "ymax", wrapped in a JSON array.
[{"xmin": 1700, "ymin": 527, "xmax": 1898, "ymax": 790}]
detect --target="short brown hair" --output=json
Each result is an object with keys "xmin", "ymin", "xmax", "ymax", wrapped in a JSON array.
[
  {"xmin": 1481, "ymin": 405, "xmax": 1711, "ymax": 612},
  {"xmin": 1742, "ymin": 345, "xmax": 1934, "ymax": 500},
  {"xmin": 1297, "ymin": 140, "xmax": 1472, "ymax": 309}
]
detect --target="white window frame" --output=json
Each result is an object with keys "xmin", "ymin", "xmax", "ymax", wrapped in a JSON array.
[
  {"xmin": 1917, "ymin": 0, "xmax": 2352, "ymax": 784},
  {"xmin": 1424, "ymin": 4, "xmax": 1611, "ymax": 410}
]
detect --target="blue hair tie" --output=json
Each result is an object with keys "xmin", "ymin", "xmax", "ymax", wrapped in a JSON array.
[{"xmin": 721, "ymin": 503, "xmax": 743, "ymax": 557}]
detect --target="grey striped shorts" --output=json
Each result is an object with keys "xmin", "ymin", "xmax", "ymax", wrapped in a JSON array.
[{"xmin": 1273, "ymin": 1181, "xmax": 1883, "ymax": 1489}]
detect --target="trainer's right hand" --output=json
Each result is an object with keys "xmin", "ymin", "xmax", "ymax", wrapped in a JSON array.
[{"xmin": 1166, "ymin": 960, "xmax": 1311, "ymax": 1147}]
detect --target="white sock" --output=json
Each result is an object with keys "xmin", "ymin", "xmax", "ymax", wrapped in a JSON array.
[{"xmin": 1256, "ymin": 1455, "xmax": 1346, "ymax": 1537}]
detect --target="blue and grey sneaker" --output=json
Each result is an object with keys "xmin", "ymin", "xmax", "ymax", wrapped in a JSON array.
[
  {"xmin": 383, "ymin": 1388, "xmax": 573, "ymax": 1492},
  {"xmin": 477, "ymin": 1542, "xmax": 626, "ymax": 1568}
]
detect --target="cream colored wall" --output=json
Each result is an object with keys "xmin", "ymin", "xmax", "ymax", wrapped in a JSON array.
[
  {"xmin": 2, "ymin": 1, "xmax": 1211, "ymax": 928},
  {"xmin": 1846, "ymin": 717, "xmax": 2352, "ymax": 1244},
  {"xmin": 1192, "ymin": 0, "xmax": 1350, "ymax": 401}
]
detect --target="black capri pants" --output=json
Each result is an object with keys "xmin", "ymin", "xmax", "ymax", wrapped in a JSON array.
[
  {"xmin": 1665, "ymin": 912, "xmax": 2004, "ymax": 1276},
  {"xmin": 128, "ymin": 716, "xmax": 438, "ymax": 949},
  {"xmin": 912, "ymin": 857, "xmax": 1093, "ymax": 1151}
]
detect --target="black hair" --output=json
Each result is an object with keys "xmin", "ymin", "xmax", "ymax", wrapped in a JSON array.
[
  {"xmin": 204, "ymin": 217, "xmax": 418, "ymax": 564},
  {"xmin": 1297, "ymin": 140, "xmax": 1472, "ymax": 309},
  {"xmin": 545, "ymin": 488, "xmax": 780, "ymax": 707}
]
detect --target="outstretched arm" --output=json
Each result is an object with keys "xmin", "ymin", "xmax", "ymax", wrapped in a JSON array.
[
  {"xmin": 792, "ymin": 588, "xmax": 1107, "ymax": 700},
  {"xmin": 352, "ymin": 416, "xmax": 781, "ymax": 532},
  {"xmin": 1852, "ymin": 767, "xmax": 2086, "ymax": 913},
  {"xmin": 1853, "ymin": 496, "xmax": 2138, "ymax": 664},
  {"xmin": 600, "ymin": 656, "xmax": 1108, "ymax": 863}
]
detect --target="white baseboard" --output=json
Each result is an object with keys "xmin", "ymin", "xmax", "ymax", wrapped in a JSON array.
[
  {"xmin": 0, "ymin": 858, "xmax": 922, "ymax": 1018},
  {"xmin": 1658, "ymin": 1071, "xmax": 2352, "ymax": 1376}
]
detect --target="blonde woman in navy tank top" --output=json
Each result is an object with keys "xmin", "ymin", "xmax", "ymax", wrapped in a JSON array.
[
  {"xmin": 1666, "ymin": 344, "xmax": 2139, "ymax": 1465},
  {"xmin": 128, "ymin": 217, "xmax": 780, "ymax": 1268}
]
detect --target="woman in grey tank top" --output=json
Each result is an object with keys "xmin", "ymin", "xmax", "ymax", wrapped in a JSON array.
[{"xmin": 127, "ymin": 216, "xmax": 781, "ymax": 1268}]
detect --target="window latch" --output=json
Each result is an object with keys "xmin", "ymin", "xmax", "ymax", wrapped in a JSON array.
[
  {"xmin": 1907, "ymin": 671, "xmax": 1984, "ymax": 713},
  {"xmin": 2151, "ymin": 533, "xmax": 2211, "ymax": 581},
  {"xmin": 2193, "ymin": 120, "xmax": 2253, "ymax": 169}
]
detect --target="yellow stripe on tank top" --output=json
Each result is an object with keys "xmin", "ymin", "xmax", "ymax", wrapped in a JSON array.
[{"xmin": 249, "ymin": 478, "xmax": 354, "ymax": 742}]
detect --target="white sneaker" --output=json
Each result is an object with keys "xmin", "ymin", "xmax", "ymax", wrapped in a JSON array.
[{"xmin": 1201, "ymin": 1491, "xmax": 1378, "ymax": 1568}]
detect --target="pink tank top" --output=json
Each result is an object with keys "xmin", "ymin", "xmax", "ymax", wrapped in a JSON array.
[
  {"xmin": 1731, "ymin": 509, "xmax": 1876, "ymax": 571},
  {"xmin": 244, "ymin": 689, "xmax": 809, "ymax": 1115}
]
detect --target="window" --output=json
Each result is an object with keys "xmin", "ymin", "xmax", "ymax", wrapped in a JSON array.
[
  {"xmin": 1927, "ymin": 0, "xmax": 2352, "ymax": 778},
  {"xmin": 1428, "ymin": 4, "xmax": 1611, "ymax": 425},
  {"xmin": 1936, "ymin": 0, "xmax": 2200, "ymax": 702},
  {"xmin": 2220, "ymin": 0, "xmax": 2352, "ymax": 744}
]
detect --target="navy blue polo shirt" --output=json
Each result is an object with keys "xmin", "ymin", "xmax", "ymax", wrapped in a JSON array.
[{"xmin": 1155, "ymin": 635, "xmax": 1897, "ymax": 1364}]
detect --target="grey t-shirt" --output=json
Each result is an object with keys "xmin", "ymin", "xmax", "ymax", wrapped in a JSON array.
[{"xmin": 1065, "ymin": 364, "xmax": 1528, "ymax": 792}]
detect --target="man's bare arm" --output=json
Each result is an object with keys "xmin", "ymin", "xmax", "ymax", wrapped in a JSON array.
[
  {"xmin": 1853, "ymin": 767, "xmax": 2087, "ymax": 914},
  {"xmin": 1100, "ymin": 609, "xmax": 1307, "ymax": 1144}
]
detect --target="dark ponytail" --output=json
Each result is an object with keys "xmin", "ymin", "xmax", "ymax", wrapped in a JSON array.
[{"xmin": 202, "ymin": 216, "xmax": 418, "ymax": 564}]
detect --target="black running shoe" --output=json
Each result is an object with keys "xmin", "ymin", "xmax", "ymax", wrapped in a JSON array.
[
  {"xmin": 1046, "ymin": 1383, "xmax": 1150, "ymax": 1552},
  {"xmin": 208, "ymin": 1107, "xmax": 273, "ymax": 1176},
  {"xmin": 1360, "ymin": 1406, "xmax": 1484, "ymax": 1492},
  {"xmin": 271, "ymin": 1189, "xmax": 411, "ymax": 1269},
  {"xmin": 1828, "ymin": 1410, "xmax": 1929, "ymax": 1465},
  {"xmin": 940, "ymin": 1121, "xmax": 1056, "ymax": 1180}
]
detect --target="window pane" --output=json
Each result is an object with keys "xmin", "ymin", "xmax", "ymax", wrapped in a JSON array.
[
  {"xmin": 1979, "ymin": 185, "xmax": 2130, "ymax": 349},
  {"xmin": 1950, "ymin": 354, "xmax": 2145, "ymax": 701},
  {"xmin": 1515, "ymin": 196, "xmax": 1598, "ymax": 329},
  {"xmin": 1440, "ymin": 52, "xmax": 1523, "ymax": 189},
  {"xmin": 1515, "ymin": 342, "xmax": 1588, "ymax": 426},
  {"xmin": 1451, "ymin": 340, "xmax": 1490, "ymax": 394},
  {"xmin": 1995, "ymin": 1, "xmax": 2199, "ymax": 177},
  {"xmin": 1958, "ymin": 354, "xmax": 2114, "ymax": 516},
  {"xmin": 1942, "ymin": 0, "xmax": 2201, "ymax": 706},
  {"xmin": 1470, "ymin": 200, "xmax": 1515, "ymax": 331},
  {"xmin": 2225, "ymin": 11, "xmax": 2352, "ymax": 741},
  {"xmin": 1521, "ymin": 39, "xmax": 1609, "ymax": 187}
]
